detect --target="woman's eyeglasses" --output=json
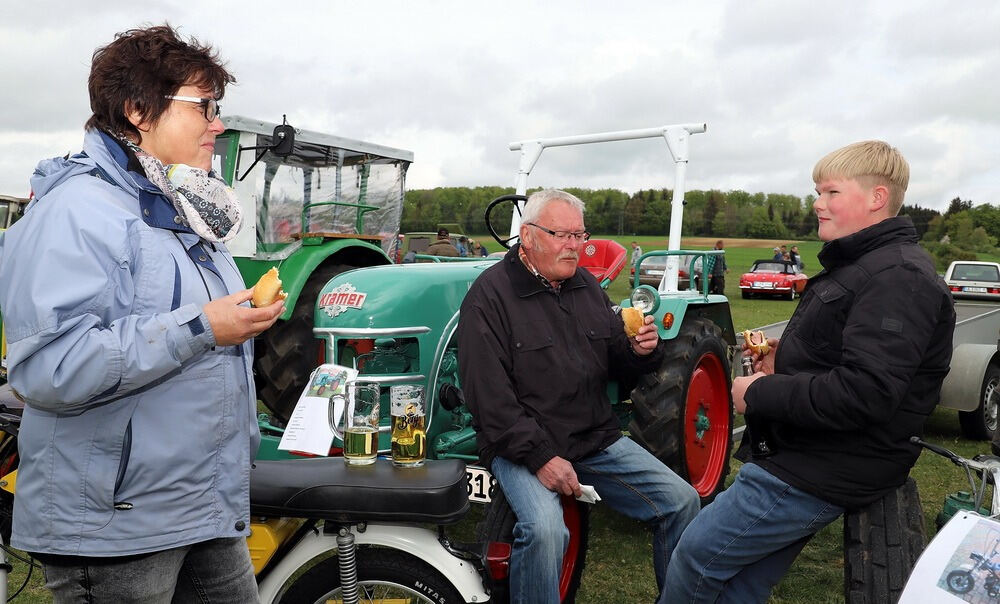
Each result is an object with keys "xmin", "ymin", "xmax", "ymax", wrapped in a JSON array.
[{"xmin": 164, "ymin": 95, "xmax": 221, "ymax": 122}]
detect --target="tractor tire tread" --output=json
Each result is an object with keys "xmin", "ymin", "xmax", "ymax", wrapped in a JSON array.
[{"xmin": 843, "ymin": 477, "xmax": 926, "ymax": 604}]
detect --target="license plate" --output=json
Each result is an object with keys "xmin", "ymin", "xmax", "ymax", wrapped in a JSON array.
[
  {"xmin": 466, "ymin": 465, "xmax": 496, "ymax": 504},
  {"xmin": 964, "ymin": 286, "xmax": 988, "ymax": 293},
  {"xmin": 753, "ymin": 282, "xmax": 774, "ymax": 289},
  {"xmin": 648, "ymin": 269, "xmax": 664, "ymax": 276}
]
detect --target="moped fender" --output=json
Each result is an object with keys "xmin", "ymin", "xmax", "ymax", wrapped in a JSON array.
[{"xmin": 257, "ymin": 522, "xmax": 490, "ymax": 603}]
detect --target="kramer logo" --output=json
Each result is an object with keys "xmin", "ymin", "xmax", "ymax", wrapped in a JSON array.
[{"xmin": 319, "ymin": 283, "xmax": 368, "ymax": 318}]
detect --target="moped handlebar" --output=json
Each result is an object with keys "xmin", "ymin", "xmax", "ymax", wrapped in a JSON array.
[{"xmin": 910, "ymin": 436, "xmax": 963, "ymax": 464}]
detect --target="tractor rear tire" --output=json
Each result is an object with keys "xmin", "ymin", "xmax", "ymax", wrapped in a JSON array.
[
  {"xmin": 255, "ymin": 264, "xmax": 357, "ymax": 423},
  {"xmin": 628, "ymin": 318, "xmax": 733, "ymax": 505},
  {"xmin": 476, "ymin": 489, "xmax": 589, "ymax": 603},
  {"xmin": 843, "ymin": 477, "xmax": 926, "ymax": 604}
]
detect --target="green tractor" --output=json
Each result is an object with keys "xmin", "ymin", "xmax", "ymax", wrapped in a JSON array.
[
  {"xmin": 257, "ymin": 123, "xmax": 737, "ymax": 504},
  {"xmin": 213, "ymin": 116, "xmax": 413, "ymax": 422}
]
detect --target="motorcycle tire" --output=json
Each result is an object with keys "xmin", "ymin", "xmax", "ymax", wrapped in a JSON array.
[
  {"xmin": 275, "ymin": 547, "xmax": 465, "ymax": 604},
  {"xmin": 844, "ymin": 477, "xmax": 926, "ymax": 604},
  {"xmin": 628, "ymin": 317, "xmax": 733, "ymax": 505},
  {"xmin": 945, "ymin": 570, "xmax": 974, "ymax": 594},
  {"xmin": 255, "ymin": 263, "xmax": 358, "ymax": 423},
  {"xmin": 476, "ymin": 488, "xmax": 589, "ymax": 603}
]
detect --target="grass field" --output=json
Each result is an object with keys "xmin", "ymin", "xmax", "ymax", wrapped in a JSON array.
[{"xmin": 5, "ymin": 235, "xmax": 991, "ymax": 602}]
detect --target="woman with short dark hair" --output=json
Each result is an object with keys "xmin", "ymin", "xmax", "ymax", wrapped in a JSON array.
[{"xmin": 0, "ymin": 24, "xmax": 283, "ymax": 602}]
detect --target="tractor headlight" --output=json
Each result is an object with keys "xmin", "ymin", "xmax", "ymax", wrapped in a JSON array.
[{"xmin": 630, "ymin": 285, "xmax": 660, "ymax": 314}]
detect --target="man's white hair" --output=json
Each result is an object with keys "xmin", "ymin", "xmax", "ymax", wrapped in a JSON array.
[{"xmin": 521, "ymin": 189, "xmax": 586, "ymax": 226}]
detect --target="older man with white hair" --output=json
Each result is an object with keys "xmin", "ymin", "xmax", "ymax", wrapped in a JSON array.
[{"xmin": 457, "ymin": 189, "xmax": 699, "ymax": 604}]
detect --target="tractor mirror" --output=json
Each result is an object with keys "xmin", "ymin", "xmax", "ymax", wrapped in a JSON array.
[{"xmin": 271, "ymin": 123, "xmax": 295, "ymax": 157}]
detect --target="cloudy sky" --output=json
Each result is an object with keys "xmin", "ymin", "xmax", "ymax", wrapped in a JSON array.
[{"xmin": 3, "ymin": 1, "xmax": 998, "ymax": 211}]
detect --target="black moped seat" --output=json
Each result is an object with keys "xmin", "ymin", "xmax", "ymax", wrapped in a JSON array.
[{"xmin": 250, "ymin": 457, "xmax": 470, "ymax": 524}]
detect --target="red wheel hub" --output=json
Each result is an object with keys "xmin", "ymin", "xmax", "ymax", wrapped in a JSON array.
[{"xmin": 684, "ymin": 352, "xmax": 731, "ymax": 497}]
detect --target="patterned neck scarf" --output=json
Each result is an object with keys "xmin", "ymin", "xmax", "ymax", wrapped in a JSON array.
[{"xmin": 120, "ymin": 137, "xmax": 242, "ymax": 243}]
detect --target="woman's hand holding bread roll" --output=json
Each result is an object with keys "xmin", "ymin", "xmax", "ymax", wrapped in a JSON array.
[{"xmin": 203, "ymin": 271, "xmax": 286, "ymax": 346}]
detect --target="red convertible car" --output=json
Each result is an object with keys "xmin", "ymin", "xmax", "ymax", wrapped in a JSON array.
[{"xmin": 739, "ymin": 259, "xmax": 808, "ymax": 300}]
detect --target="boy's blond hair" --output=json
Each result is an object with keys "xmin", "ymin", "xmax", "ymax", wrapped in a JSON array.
[{"xmin": 812, "ymin": 141, "xmax": 910, "ymax": 215}]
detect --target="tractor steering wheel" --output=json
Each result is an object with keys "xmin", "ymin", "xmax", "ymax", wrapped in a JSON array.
[{"xmin": 485, "ymin": 194, "xmax": 529, "ymax": 249}]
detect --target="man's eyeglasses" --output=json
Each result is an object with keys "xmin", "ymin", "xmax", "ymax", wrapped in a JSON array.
[
  {"xmin": 164, "ymin": 95, "xmax": 221, "ymax": 122},
  {"xmin": 527, "ymin": 223, "xmax": 590, "ymax": 242}
]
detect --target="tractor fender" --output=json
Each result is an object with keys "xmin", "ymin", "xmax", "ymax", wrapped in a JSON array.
[
  {"xmin": 235, "ymin": 239, "xmax": 390, "ymax": 321},
  {"xmin": 256, "ymin": 522, "xmax": 489, "ymax": 604},
  {"xmin": 940, "ymin": 344, "xmax": 1000, "ymax": 412}
]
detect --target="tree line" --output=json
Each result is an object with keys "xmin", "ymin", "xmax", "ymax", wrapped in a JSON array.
[
  {"xmin": 402, "ymin": 188, "xmax": 998, "ymax": 267},
  {"xmin": 405, "ymin": 187, "xmax": 953, "ymax": 240}
]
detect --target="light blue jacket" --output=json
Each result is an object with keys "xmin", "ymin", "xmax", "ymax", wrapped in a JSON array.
[{"xmin": 0, "ymin": 130, "xmax": 259, "ymax": 555}]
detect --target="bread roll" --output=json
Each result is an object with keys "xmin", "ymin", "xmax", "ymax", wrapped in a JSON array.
[
  {"xmin": 622, "ymin": 307, "xmax": 644, "ymax": 338},
  {"xmin": 252, "ymin": 267, "xmax": 287, "ymax": 307}
]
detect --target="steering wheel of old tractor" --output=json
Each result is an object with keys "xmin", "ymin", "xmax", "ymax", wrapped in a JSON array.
[{"xmin": 485, "ymin": 194, "xmax": 529, "ymax": 249}]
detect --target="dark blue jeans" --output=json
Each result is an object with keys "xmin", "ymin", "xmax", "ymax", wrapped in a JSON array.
[
  {"xmin": 41, "ymin": 537, "xmax": 257, "ymax": 603},
  {"xmin": 492, "ymin": 437, "xmax": 700, "ymax": 604},
  {"xmin": 665, "ymin": 463, "xmax": 844, "ymax": 603}
]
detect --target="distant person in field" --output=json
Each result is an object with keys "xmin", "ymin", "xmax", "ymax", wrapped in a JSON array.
[
  {"xmin": 707, "ymin": 239, "xmax": 728, "ymax": 295},
  {"xmin": 666, "ymin": 140, "xmax": 956, "ymax": 603},
  {"xmin": 631, "ymin": 240, "xmax": 643, "ymax": 270},
  {"xmin": 771, "ymin": 246, "xmax": 782, "ymax": 261},
  {"xmin": 789, "ymin": 245, "xmax": 804, "ymax": 270},
  {"xmin": 427, "ymin": 228, "xmax": 459, "ymax": 257}
]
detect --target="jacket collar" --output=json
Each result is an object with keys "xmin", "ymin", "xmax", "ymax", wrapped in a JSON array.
[
  {"xmin": 93, "ymin": 131, "xmax": 195, "ymax": 235},
  {"xmin": 817, "ymin": 216, "xmax": 918, "ymax": 270},
  {"xmin": 503, "ymin": 243, "xmax": 587, "ymax": 297}
]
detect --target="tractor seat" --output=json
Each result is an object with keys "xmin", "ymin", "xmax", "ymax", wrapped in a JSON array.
[
  {"xmin": 577, "ymin": 239, "xmax": 627, "ymax": 284},
  {"xmin": 250, "ymin": 457, "xmax": 470, "ymax": 524}
]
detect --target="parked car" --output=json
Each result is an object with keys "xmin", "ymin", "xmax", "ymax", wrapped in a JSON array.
[
  {"xmin": 944, "ymin": 261, "xmax": 1000, "ymax": 301},
  {"xmin": 632, "ymin": 254, "xmax": 696, "ymax": 289},
  {"xmin": 739, "ymin": 259, "xmax": 808, "ymax": 300}
]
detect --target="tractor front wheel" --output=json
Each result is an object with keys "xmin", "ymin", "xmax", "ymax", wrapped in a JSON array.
[
  {"xmin": 255, "ymin": 263, "xmax": 358, "ymax": 423},
  {"xmin": 628, "ymin": 318, "xmax": 733, "ymax": 505}
]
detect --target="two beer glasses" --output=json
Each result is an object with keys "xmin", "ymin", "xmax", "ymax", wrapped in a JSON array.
[{"xmin": 330, "ymin": 382, "xmax": 427, "ymax": 467}]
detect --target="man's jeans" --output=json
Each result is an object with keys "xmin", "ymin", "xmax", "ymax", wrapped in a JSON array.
[
  {"xmin": 41, "ymin": 537, "xmax": 258, "ymax": 604},
  {"xmin": 491, "ymin": 437, "xmax": 700, "ymax": 604},
  {"xmin": 665, "ymin": 462, "xmax": 844, "ymax": 603}
]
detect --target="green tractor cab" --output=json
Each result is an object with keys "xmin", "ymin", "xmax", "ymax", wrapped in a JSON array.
[{"xmin": 212, "ymin": 116, "xmax": 413, "ymax": 421}]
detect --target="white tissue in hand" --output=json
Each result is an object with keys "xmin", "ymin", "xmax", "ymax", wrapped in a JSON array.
[{"xmin": 576, "ymin": 484, "xmax": 601, "ymax": 504}]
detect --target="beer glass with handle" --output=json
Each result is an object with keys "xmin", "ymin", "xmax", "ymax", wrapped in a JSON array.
[{"xmin": 334, "ymin": 381, "xmax": 381, "ymax": 465}]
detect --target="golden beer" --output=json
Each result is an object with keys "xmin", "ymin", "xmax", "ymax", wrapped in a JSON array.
[
  {"xmin": 391, "ymin": 413, "xmax": 426, "ymax": 467},
  {"xmin": 390, "ymin": 384, "xmax": 426, "ymax": 467},
  {"xmin": 343, "ymin": 426, "xmax": 377, "ymax": 465}
]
